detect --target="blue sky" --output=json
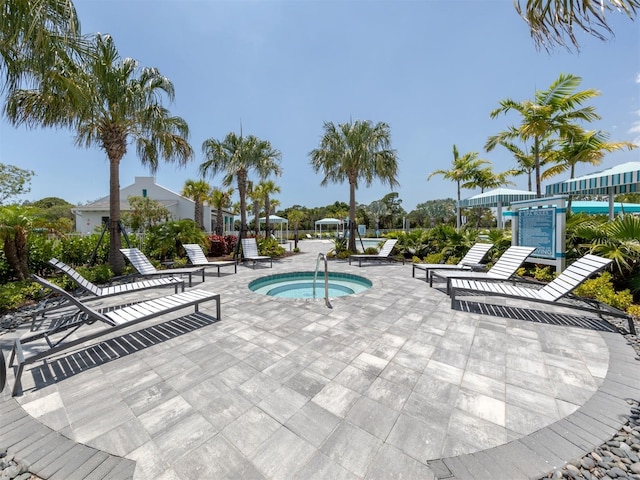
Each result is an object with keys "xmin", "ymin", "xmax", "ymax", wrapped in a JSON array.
[{"xmin": 1, "ymin": 0, "xmax": 639, "ymax": 212}]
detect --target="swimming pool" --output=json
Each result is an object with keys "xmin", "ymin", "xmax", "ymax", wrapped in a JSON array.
[{"xmin": 248, "ymin": 271, "xmax": 372, "ymax": 299}]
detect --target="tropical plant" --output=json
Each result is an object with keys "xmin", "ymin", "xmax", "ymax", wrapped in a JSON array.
[
  {"xmin": 210, "ymin": 187, "xmax": 234, "ymax": 235},
  {"xmin": 515, "ymin": 0, "xmax": 639, "ymax": 51},
  {"xmin": 182, "ymin": 179, "xmax": 211, "ymax": 230},
  {"xmin": 367, "ymin": 200, "xmax": 388, "ymax": 233},
  {"xmin": 4, "ymin": 34, "xmax": 194, "ymax": 275},
  {"xmin": 287, "ymin": 209, "xmax": 305, "ymax": 247},
  {"xmin": 0, "ymin": 0, "xmax": 83, "ymax": 92},
  {"xmin": 497, "ymin": 140, "xmax": 554, "ymax": 192},
  {"xmin": 486, "ymin": 73, "xmax": 601, "ymax": 198},
  {"xmin": 0, "ymin": 205, "xmax": 32, "ymax": 280},
  {"xmin": 573, "ymin": 215, "xmax": 640, "ymax": 296},
  {"xmin": 428, "ymin": 145, "xmax": 489, "ymax": 228},
  {"xmin": 258, "ymin": 179, "xmax": 281, "ymax": 238},
  {"xmin": 200, "ymin": 132, "xmax": 282, "ymax": 243},
  {"xmin": 310, "ymin": 120, "xmax": 399, "ymax": 252},
  {"xmin": 144, "ymin": 219, "xmax": 205, "ymax": 260}
]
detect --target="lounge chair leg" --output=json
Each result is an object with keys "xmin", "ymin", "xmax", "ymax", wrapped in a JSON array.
[
  {"xmin": 429, "ymin": 273, "xmax": 433, "ymax": 287},
  {"xmin": 450, "ymin": 289, "xmax": 456, "ymax": 309}
]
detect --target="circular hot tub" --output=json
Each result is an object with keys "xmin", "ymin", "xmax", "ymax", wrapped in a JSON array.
[{"xmin": 248, "ymin": 271, "xmax": 372, "ymax": 298}]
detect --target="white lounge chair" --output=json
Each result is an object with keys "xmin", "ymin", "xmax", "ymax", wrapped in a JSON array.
[
  {"xmin": 182, "ymin": 244, "xmax": 237, "ymax": 277},
  {"xmin": 449, "ymin": 254, "xmax": 633, "ymax": 331},
  {"xmin": 48, "ymin": 258, "xmax": 184, "ymax": 298},
  {"xmin": 8, "ymin": 275, "xmax": 221, "ymax": 396},
  {"xmin": 412, "ymin": 243, "xmax": 494, "ymax": 280},
  {"xmin": 241, "ymin": 238, "xmax": 272, "ymax": 268},
  {"xmin": 120, "ymin": 248, "xmax": 205, "ymax": 286},
  {"xmin": 348, "ymin": 239, "xmax": 401, "ymax": 267},
  {"xmin": 429, "ymin": 245, "xmax": 536, "ymax": 293}
]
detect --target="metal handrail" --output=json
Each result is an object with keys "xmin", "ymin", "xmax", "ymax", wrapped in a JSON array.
[{"xmin": 313, "ymin": 253, "xmax": 332, "ymax": 308}]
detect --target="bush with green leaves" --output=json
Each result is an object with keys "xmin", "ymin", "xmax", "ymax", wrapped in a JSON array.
[
  {"xmin": 257, "ymin": 237, "xmax": 285, "ymax": 257},
  {"xmin": 0, "ymin": 280, "xmax": 47, "ymax": 313},
  {"xmin": 143, "ymin": 219, "xmax": 206, "ymax": 260},
  {"xmin": 574, "ymin": 271, "xmax": 634, "ymax": 311}
]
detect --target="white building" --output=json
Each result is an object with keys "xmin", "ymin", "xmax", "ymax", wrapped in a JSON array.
[{"xmin": 72, "ymin": 177, "xmax": 235, "ymax": 235}]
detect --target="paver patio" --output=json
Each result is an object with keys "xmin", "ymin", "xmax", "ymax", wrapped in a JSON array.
[{"xmin": 1, "ymin": 239, "xmax": 639, "ymax": 480}]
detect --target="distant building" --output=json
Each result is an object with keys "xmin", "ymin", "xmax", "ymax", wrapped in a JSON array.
[{"xmin": 71, "ymin": 176, "xmax": 235, "ymax": 235}]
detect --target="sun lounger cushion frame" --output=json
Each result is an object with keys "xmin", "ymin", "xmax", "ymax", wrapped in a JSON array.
[
  {"xmin": 241, "ymin": 238, "xmax": 272, "ymax": 269},
  {"xmin": 182, "ymin": 244, "xmax": 237, "ymax": 277},
  {"xmin": 412, "ymin": 243, "xmax": 493, "ymax": 279},
  {"xmin": 449, "ymin": 254, "xmax": 635, "ymax": 333},
  {"xmin": 349, "ymin": 239, "xmax": 403, "ymax": 267},
  {"xmin": 429, "ymin": 246, "xmax": 536, "ymax": 293},
  {"xmin": 7, "ymin": 275, "xmax": 221, "ymax": 396},
  {"xmin": 120, "ymin": 248, "xmax": 205, "ymax": 286}
]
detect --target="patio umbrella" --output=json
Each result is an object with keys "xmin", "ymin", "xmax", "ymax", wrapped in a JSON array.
[
  {"xmin": 545, "ymin": 161, "xmax": 640, "ymax": 220},
  {"xmin": 458, "ymin": 188, "xmax": 537, "ymax": 229}
]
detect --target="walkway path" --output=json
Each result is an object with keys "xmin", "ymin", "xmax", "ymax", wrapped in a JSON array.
[{"xmin": 1, "ymin": 240, "xmax": 638, "ymax": 479}]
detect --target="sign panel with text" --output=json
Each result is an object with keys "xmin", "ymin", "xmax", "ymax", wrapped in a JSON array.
[{"xmin": 517, "ymin": 208, "xmax": 556, "ymax": 259}]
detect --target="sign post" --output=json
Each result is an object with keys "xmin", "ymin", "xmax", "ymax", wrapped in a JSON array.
[{"xmin": 511, "ymin": 196, "xmax": 566, "ymax": 273}]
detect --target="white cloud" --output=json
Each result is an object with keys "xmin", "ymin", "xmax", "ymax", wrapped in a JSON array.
[{"xmin": 636, "ymin": 73, "xmax": 640, "ymax": 83}]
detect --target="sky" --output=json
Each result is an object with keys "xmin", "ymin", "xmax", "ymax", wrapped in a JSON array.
[{"xmin": 1, "ymin": 0, "xmax": 639, "ymax": 213}]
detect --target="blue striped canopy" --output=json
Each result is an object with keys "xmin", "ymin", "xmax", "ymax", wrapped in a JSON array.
[
  {"xmin": 545, "ymin": 161, "xmax": 640, "ymax": 196},
  {"xmin": 458, "ymin": 188, "xmax": 536, "ymax": 208}
]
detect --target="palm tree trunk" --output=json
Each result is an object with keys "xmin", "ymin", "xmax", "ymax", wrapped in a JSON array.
[
  {"xmin": 265, "ymin": 197, "xmax": 271, "ymax": 239},
  {"xmin": 195, "ymin": 200, "xmax": 203, "ymax": 229},
  {"xmin": 534, "ymin": 136, "xmax": 542, "ymax": 198},
  {"xmin": 238, "ymin": 175, "xmax": 247, "ymax": 240},
  {"xmin": 3, "ymin": 236, "xmax": 26, "ymax": 280},
  {"xmin": 109, "ymin": 156, "xmax": 125, "ymax": 275},
  {"xmin": 216, "ymin": 208, "xmax": 223, "ymax": 235},
  {"xmin": 348, "ymin": 180, "xmax": 356, "ymax": 252},
  {"xmin": 456, "ymin": 181, "xmax": 461, "ymax": 229}
]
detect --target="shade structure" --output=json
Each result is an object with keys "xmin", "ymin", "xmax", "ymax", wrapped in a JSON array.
[
  {"xmin": 459, "ymin": 188, "xmax": 537, "ymax": 228},
  {"xmin": 314, "ymin": 217, "xmax": 345, "ymax": 236},
  {"xmin": 504, "ymin": 201, "xmax": 640, "ymax": 218},
  {"xmin": 259, "ymin": 215, "xmax": 288, "ymax": 240},
  {"xmin": 545, "ymin": 161, "xmax": 640, "ymax": 219}
]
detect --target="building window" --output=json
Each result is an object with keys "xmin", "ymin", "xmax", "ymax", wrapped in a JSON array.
[{"xmin": 142, "ymin": 189, "xmax": 147, "ymax": 198}]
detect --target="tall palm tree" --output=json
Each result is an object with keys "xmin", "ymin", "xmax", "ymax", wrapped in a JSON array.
[
  {"xmin": 200, "ymin": 132, "xmax": 282, "ymax": 241},
  {"xmin": 182, "ymin": 179, "xmax": 211, "ymax": 230},
  {"xmin": 0, "ymin": 0, "xmax": 83, "ymax": 92},
  {"xmin": 486, "ymin": 73, "xmax": 601, "ymax": 198},
  {"xmin": 247, "ymin": 181, "xmax": 263, "ymax": 236},
  {"xmin": 515, "ymin": 0, "xmax": 639, "ymax": 51},
  {"xmin": 497, "ymin": 139, "xmax": 555, "ymax": 192},
  {"xmin": 542, "ymin": 128, "xmax": 637, "ymax": 212},
  {"xmin": 428, "ymin": 145, "xmax": 489, "ymax": 228},
  {"xmin": 4, "ymin": 34, "xmax": 193, "ymax": 274},
  {"xmin": 259, "ymin": 179, "xmax": 281, "ymax": 238},
  {"xmin": 310, "ymin": 120, "xmax": 399, "ymax": 252},
  {"xmin": 465, "ymin": 166, "xmax": 516, "ymax": 194},
  {"xmin": 210, "ymin": 187, "xmax": 234, "ymax": 235},
  {"xmin": 367, "ymin": 200, "xmax": 388, "ymax": 233}
]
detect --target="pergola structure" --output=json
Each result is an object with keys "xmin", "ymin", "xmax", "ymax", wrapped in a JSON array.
[
  {"xmin": 458, "ymin": 188, "xmax": 537, "ymax": 229},
  {"xmin": 545, "ymin": 161, "xmax": 640, "ymax": 220}
]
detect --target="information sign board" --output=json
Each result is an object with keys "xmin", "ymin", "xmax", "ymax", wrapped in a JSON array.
[{"xmin": 517, "ymin": 208, "xmax": 556, "ymax": 259}]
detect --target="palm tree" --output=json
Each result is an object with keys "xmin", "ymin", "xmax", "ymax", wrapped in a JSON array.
[
  {"xmin": 367, "ymin": 200, "xmax": 388, "ymax": 234},
  {"xmin": 310, "ymin": 120, "xmax": 399, "ymax": 252},
  {"xmin": 428, "ymin": 145, "xmax": 489, "ymax": 228},
  {"xmin": 542, "ymin": 128, "xmax": 637, "ymax": 212},
  {"xmin": 515, "ymin": 0, "xmax": 639, "ymax": 51},
  {"xmin": 486, "ymin": 73, "xmax": 601, "ymax": 198},
  {"xmin": 210, "ymin": 187, "xmax": 234, "ymax": 235},
  {"xmin": 247, "ymin": 181, "xmax": 263, "ymax": 236},
  {"xmin": 0, "ymin": 0, "xmax": 83, "ymax": 92},
  {"xmin": 182, "ymin": 179, "xmax": 211, "ymax": 230},
  {"xmin": 464, "ymin": 166, "xmax": 516, "ymax": 228},
  {"xmin": 287, "ymin": 209, "xmax": 305, "ymax": 248},
  {"xmin": 200, "ymin": 132, "xmax": 282, "ymax": 242},
  {"xmin": 258, "ymin": 179, "xmax": 281, "ymax": 238},
  {"xmin": 4, "ymin": 34, "xmax": 194, "ymax": 274},
  {"xmin": 497, "ymin": 140, "xmax": 555, "ymax": 192}
]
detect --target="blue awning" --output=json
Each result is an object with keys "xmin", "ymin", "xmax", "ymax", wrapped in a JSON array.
[{"xmin": 545, "ymin": 161, "xmax": 640, "ymax": 196}]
